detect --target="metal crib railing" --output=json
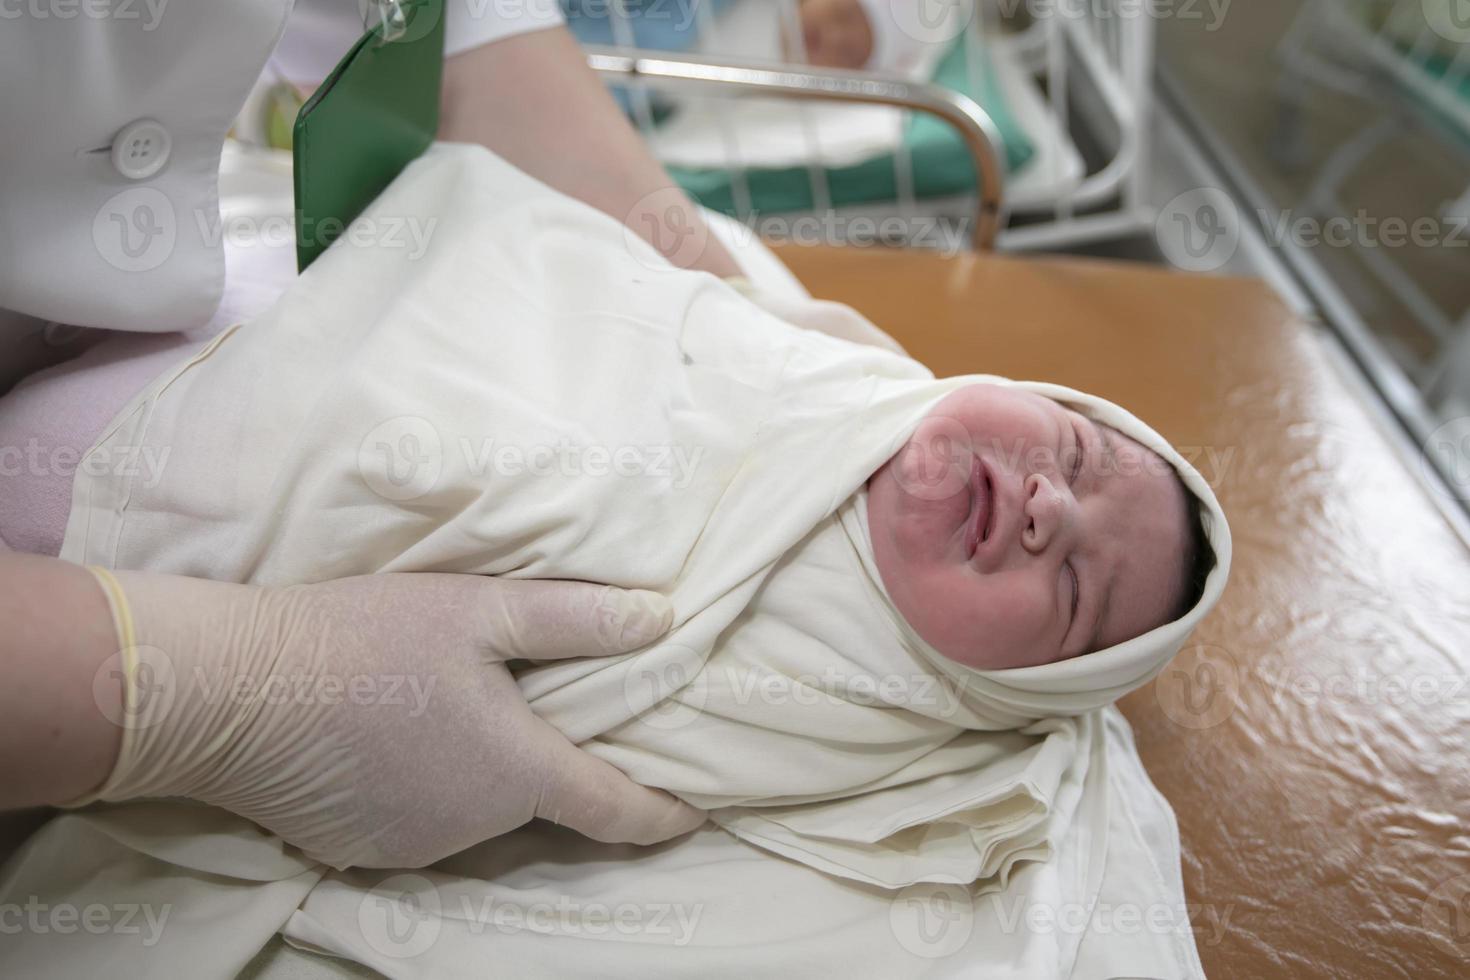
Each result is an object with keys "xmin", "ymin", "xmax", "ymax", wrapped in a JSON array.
[{"xmin": 577, "ymin": 0, "xmax": 1157, "ymax": 252}]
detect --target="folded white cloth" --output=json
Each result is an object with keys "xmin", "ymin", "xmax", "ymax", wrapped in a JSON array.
[
  {"xmin": 3, "ymin": 726, "xmax": 1207, "ymax": 980},
  {"xmin": 30, "ymin": 143, "xmax": 1228, "ymax": 977}
]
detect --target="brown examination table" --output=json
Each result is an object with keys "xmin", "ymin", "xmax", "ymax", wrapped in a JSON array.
[{"xmin": 774, "ymin": 244, "xmax": 1470, "ymax": 979}]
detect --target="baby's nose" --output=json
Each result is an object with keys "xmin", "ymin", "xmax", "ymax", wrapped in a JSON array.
[{"xmin": 1021, "ymin": 473, "xmax": 1068, "ymax": 553}]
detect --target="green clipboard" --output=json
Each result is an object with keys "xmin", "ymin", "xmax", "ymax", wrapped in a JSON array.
[{"xmin": 292, "ymin": 0, "xmax": 445, "ymax": 271}]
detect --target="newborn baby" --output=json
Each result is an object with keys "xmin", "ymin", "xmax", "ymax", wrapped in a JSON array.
[
  {"xmin": 798, "ymin": 0, "xmax": 879, "ymax": 68},
  {"xmin": 869, "ymin": 383, "xmax": 1213, "ymax": 669},
  {"xmin": 60, "ymin": 143, "xmax": 1229, "ymax": 888},
  {"xmin": 797, "ymin": 0, "xmax": 953, "ymax": 73}
]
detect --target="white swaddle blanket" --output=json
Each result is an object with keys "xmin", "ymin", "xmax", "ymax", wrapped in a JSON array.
[{"xmin": 31, "ymin": 143, "xmax": 1229, "ymax": 976}]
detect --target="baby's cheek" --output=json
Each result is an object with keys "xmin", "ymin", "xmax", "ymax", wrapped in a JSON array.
[
  {"xmin": 910, "ymin": 571, "xmax": 1055, "ymax": 670},
  {"xmin": 972, "ymin": 578, "xmax": 1055, "ymax": 665}
]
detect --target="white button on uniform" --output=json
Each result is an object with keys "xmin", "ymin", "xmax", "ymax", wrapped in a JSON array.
[{"xmin": 111, "ymin": 118, "xmax": 172, "ymax": 180}]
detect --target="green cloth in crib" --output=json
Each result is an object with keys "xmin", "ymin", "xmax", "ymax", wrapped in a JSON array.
[
  {"xmin": 1401, "ymin": 50, "xmax": 1470, "ymax": 148},
  {"xmin": 666, "ymin": 35, "xmax": 1035, "ymax": 216}
]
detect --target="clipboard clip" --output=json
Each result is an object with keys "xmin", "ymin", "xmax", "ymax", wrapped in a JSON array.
[{"xmin": 363, "ymin": 0, "xmax": 408, "ymax": 44}]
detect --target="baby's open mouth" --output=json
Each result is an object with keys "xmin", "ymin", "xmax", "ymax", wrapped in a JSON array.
[{"xmin": 965, "ymin": 455, "xmax": 994, "ymax": 560}]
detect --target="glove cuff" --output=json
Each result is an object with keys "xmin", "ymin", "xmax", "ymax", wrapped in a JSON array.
[{"xmin": 56, "ymin": 567, "xmax": 141, "ymax": 808}]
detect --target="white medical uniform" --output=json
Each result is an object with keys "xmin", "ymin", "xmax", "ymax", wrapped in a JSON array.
[
  {"xmin": 271, "ymin": 0, "xmax": 566, "ymax": 84},
  {"xmin": 0, "ymin": 0, "xmax": 566, "ymax": 340}
]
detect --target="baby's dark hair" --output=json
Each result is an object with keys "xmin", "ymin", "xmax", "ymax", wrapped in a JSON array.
[{"xmin": 1169, "ymin": 477, "xmax": 1216, "ymax": 623}]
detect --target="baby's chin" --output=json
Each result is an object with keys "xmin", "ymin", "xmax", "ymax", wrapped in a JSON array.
[{"xmin": 909, "ymin": 620, "xmax": 1063, "ymax": 671}]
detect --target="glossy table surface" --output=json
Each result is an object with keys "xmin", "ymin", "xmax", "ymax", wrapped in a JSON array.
[{"xmin": 775, "ymin": 244, "xmax": 1470, "ymax": 979}]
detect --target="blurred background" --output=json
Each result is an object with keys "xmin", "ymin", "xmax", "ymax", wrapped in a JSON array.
[
  {"xmin": 498, "ymin": 0, "xmax": 1470, "ymax": 517},
  {"xmin": 1157, "ymin": 0, "xmax": 1470, "ymax": 513},
  {"xmin": 1164, "ymin": 1, "xmax": 1469, "ymax": 381}
]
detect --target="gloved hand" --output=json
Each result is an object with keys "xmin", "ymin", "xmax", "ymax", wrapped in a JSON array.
[
  {"xmin": 725, "ymin": 276, "xmax": 909, "ymax": 357},
  {"xmin": 77, "ymin": 568, "xmax": 706, "ymax": 869}
]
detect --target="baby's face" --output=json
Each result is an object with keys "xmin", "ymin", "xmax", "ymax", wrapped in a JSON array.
[
  {"xmin": 798, "ymin": 0, "xmax": 875, "ymax": 69},
  {"xmin": 866, "ymin": 384, "xmax": 1190, "ymax": 670}
]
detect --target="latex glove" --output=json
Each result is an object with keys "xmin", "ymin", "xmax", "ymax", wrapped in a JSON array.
[
  {"xmin": 76, "ymin": 569, "xmax": 706, "ymax": 869},
  {"xmin": 726, "ymin": 276, "xmax": 910, "ymax": 357}
]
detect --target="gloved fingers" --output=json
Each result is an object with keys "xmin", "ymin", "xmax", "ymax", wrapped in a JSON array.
[
  {"xmin": 471, "ymin": 578, "xmax": 674, "ymax": 663},
  {"xmin": 527, "ymin": 716, "xmax": 707, "ymax": 845}
]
